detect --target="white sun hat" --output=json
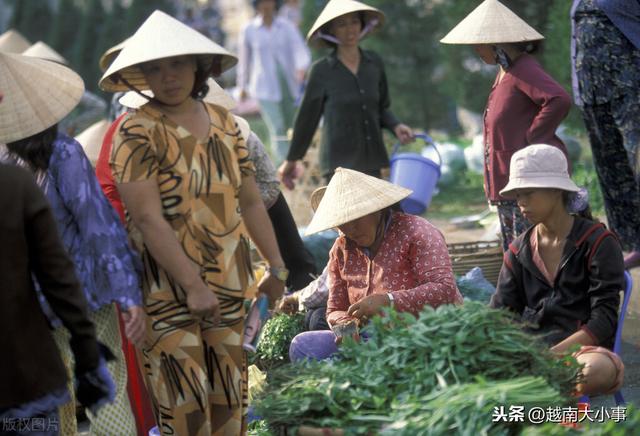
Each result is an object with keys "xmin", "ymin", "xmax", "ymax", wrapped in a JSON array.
[
  {"xmin": 0, "ymin": 29, "xmax": 31, "ymax": 53},
  {"xmin": 99, "ymin": 10, "xmax": 237, "ymax": 92},
  {"xmin": 0, "ymin": 52, "xmax": 84, "ymax": 144},
  {"xmin": 305, "ymin": 168, "xmax": 412, "ymax": 235},
  {"xmin": 118, "ymin": 78, "xmax": 237, "ymax": 110},
  {"xmin": 499, "ymin": 144, "xmax": 579, "ymax": 198},
  {"xmin": 440, "ymin": 0, "xmax": 544, "ymax": 45},
  {"xmin": 74, "ymin": 119, "xmax": 110, "ymax": 166},
  {"xmin": 306, "ymin": 0, "xmax": 385, "ymax": 47},
  {"xmin": 22, "ymin": 41, "xmax": 67, "ymax": 64}
]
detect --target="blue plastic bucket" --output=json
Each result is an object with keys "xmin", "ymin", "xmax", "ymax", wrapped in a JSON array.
[{"xmin": 390, "ymin": 133, "xmax": 441, "ymax": 215}]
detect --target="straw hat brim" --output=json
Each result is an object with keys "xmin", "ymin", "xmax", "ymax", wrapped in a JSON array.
[
  {"xmin": 119, "ymin": 78, "xmax": 237, "ymax": 110},
  {"xmin": 0, "ymin": 53, "xmax": 84, "ymax": 144},
  {"xmin": 99, "ymin": 10, "xmax": 237, "ymax": 93},
  {"xmin": 75, "ymin": 119, "xmax": 110, "ymax": 166},
  {"xmin": 500, "ymin": 176, "xmax": 580, "ymax": 199},
  {"xmin": 305, "ymin": 168, "xmax": 411, "ymax": 236},
  {"xmin": 310, "ymin": 186, "xmax": 327, "ymax": 212},
  {"xmin": 0, "ymin": 29, "xmax": 32, "ymax": 53},
  {"xmin": 99, "ymin": 37, "xmax": 131, "ymax": 72},
  {"xmin": 22, "ymin": 41, "xmax": 67, "ymax": 65},
  {"xmin": 306, "ymin": 0, "xmax": 385, "ymax": 48},
  {"xmin": 440, "ymin": 0, "xmax": 544, "ymax": 45}
]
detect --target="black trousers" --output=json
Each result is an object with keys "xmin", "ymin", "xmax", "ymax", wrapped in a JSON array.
[
  {"xmin": 324, "ymin": 168, "xmax": 382, "ymax": 184},
  {"xmin": 267, "ymin": 193, "xmax": 317, "ymax": 290}
]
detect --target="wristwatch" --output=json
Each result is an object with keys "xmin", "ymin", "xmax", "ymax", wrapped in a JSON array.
[
  {"xmin": 387, "ymin": 292, "xmax": 395, "ymax": 308},
  {"xmin": 269, "ymin": 266, "xmax": 289, "ymax": 282}
]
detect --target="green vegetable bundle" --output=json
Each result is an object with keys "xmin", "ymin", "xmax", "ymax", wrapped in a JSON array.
[
  {"xmin": 254, "ymin": 302, "xmax": 581, "ymax": 435},
  {"xmin": 251, "ymin": 313, "xmax": 305, "ymax": 370}
]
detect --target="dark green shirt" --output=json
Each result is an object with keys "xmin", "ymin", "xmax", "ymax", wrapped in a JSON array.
[{"xmin": 287, "ymin": 49, "xmax": 400, "ymax": 176}]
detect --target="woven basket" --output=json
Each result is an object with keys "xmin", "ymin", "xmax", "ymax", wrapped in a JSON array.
[{"xmin": 447, "ymin": 240, "xmax": 503, "ymax": 286}]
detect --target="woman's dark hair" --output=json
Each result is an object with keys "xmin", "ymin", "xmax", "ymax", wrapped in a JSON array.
[
  {"xmin": 252, "ymin": 0, "xmax": 282, "ymax": 10},
  {"xmin": 320, "ymin": 12, "xmax": 367, "ymax": 50},
  {"xmin": 191, "ymin": 56, "xmax": 223, "ymax": 99},
  {"xmin": 508, "ymin": 40, "xmax": 541, "ymax": 55},
  {"xmin": 562, "ymin": 191, "xmax": 596, "ymax": 221},
  {"xmin": 6, "ymin": 124, "xmax": 57, "ymax": 172}
]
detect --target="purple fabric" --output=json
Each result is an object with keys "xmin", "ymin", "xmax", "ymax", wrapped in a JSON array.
[
  {"xmin": 571, "ymin": 0, "xmax": 640, "ymax": 105},
  {"xmin": 0, "ymin": 387, "xmax": 67, "ymax": 436},
  {"xmin": 289, "ymin": 330, "xmax": 339, "ymax": 362},
  {"xmin": 36, "ymin": 133, "xmax": 142, "ymax": 325}
]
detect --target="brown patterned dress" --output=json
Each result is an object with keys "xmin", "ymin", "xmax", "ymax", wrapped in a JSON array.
[{"xmin": 111, "ymin": 102, "xmax": 256, "ymax": 435}]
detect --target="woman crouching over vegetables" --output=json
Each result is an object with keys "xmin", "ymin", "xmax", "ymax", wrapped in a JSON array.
[
  {"xmin": 289, "ymin": 168, "xmax": 463, "ymax": 361},
  {"xmin": 490, "ymin": 144, "xmax": 625, "ymax": 397}
]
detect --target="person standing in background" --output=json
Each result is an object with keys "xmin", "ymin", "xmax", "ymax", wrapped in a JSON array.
[
  {"xmin": 441, "ymin": 0, "xmax": 572, "ymax": 251},
  {"xmin": 571, "ymin": 0, "xmax": 640, "ymax": 269},
  {"xmin": 238, "ymin": 0, "xmax": 311, "ymax": 165},
  {"xmin": 278, "ymin": 0, "xmax": 414, "ymax": 187}
]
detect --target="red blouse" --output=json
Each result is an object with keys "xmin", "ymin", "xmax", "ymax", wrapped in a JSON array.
[
  {"xmin": 327, "ymin": 212, "xmax": 462, "ymax": 326},
  {"xmin": 483, "ymin": 53, "xmax": 572, "ymax": 202}
]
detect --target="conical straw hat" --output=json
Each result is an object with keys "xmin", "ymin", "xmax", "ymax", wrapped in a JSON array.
[
  {"xmin": 440, "ymin": 0, "xmax": 543, "ymax": 45},
  {"xmin": 310, "ymin": 186, "xmax": 327, "ymax": 212},
  {"xmin": 118, "ymin": 78, "xmax": 237, "ymax": 110},
  {"xmin": 100, "ymin": 10, "xmax": 237, "ymax": 92},
  {"xmin": 74, "ymin": 119, "xmax": 110, "ymax": 166},
  {"xmin": 0, "ymin": 29, "xmax": 31, "ymax": 53},
  {"xmin": 307, "ymin": 0, "xmax": 385, "ymax": 47},
  {"xmin": 22, "ymin": 41, "xmax": 67, "ymax": 64},
  {"xmin": 0, "ymin": 53, "xmax": 84, "ymax": 144},
  {"xmin": 305, "ymin": 168, "xmax": 412, "ymax": 235},
  {"xmin": 99, "ymin": 36, "xmax": 131, "ymax": 72}
]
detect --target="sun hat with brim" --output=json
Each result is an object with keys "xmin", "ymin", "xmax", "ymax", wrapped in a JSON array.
[
  {"xmin": 99, "ymin": 10, "xmax": 237, "ymax": 93},
  {"xmin": 118, "ymin": 78, "xmax": 237, "ymax": 110},
  {"xmin": 0, "ymin": 29, "xmax": 31, "ymax": 53},
  {"xmin": 0, "ymin": 53, "xmax": 84, "ymax": 144},
  {"xmin": 499, "ymin": 144, "xmax": 579, "ymax": 199},
  {"xmin": 305, "ymin": 168, "xmax": 412, "ymax": 236},
  {"xmin": 74, "ymin": 119, "xmax": 110, "ymax": 166},
  {"xmin": 99, "ymin": 37, "xmax": 131, "ymax": 72},
  {"xmin": 440, "ymin": 0, "xmax": 543, "ymax": 45},
  {"xmin": 22, "ymin": 41, "xmax": 67, "ymax": 64},
  {"xmin": 306, "ymin": 0, "xmax": 385, "ymax": 48}
]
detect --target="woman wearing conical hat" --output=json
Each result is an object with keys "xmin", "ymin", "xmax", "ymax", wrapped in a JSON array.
[
  {"xmin": 288, "ymin": 168, "xmax": 462, "ymax": 362},
  {"xmin": 100, "ymin": 10, "xmax": 287, "ymax": 435},
  {"xmin": 441, "ymin": 0, "xmax": 572, "ymax": 252},
  {"xmin": 278, "ymin": 0, "xmax": 414, "ymax": 187},
  {"xmin": 0, "ymin": 52, "xmax": 143, "ymax": 435}
]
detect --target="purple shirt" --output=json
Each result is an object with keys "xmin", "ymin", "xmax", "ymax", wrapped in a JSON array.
[{"xmin": 39, "ymin": 134, "xmax": 142, "ymax": 320}]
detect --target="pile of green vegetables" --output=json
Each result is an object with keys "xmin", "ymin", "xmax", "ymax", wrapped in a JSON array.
[
  {"xmin": 253, "ymin": 302, "xmax": 582, "ymax": 435},
  {"xmin": 250, "ymin": 313, "xmax": 305, "ymax": 370}
]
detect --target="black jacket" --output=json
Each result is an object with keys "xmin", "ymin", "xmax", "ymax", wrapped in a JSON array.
[
  {"xmin": 490, "ymin": 217, "xmax": 624, "ymax": 349},
  {"xmin": 0, "ymin": 164, "xmax": 99, "ymax": 408}
]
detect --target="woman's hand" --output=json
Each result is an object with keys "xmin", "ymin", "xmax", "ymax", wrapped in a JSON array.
[
  {"xmin": 347, "ymin": 293, "xmax": 390, "ymax": 321},
  {"xmin": 278, "ymin": 160, "xmax": 300, "ymax": 190},
  {"xmin": 277, "ymin": 294, "xmax": 299, "ymax": 314},
  {"xmin": 394, "ymin": 124, "xmax": 414, "ymax": 145},
  {"xmin": 186, "ymin": 283, "xmax": 221, "ymax": 326},
  {"xmin": 122, "ymin": 305, "xmax": 146, "ymax": 347},
  {"xmin": 258, "ymin": 271, "xmax": 286, "ymax": 305}
]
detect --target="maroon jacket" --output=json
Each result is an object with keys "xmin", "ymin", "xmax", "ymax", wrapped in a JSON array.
[{"xmin": 484, "ymin": 53, "xmax": 572, "ymax": 202}]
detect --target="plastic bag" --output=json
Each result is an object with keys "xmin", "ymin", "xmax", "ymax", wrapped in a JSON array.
[{"xmin": 456, "ymin": 267, "xmax": 496, "ymax": 303}]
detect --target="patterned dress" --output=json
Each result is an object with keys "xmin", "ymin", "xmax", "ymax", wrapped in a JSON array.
[
  {"xmin": 573, "ymin": 0, "xmax": 640, "ymax": 252},
  {"xmin": 111, "ymin": 102, "xmax": 256, "ymax": 436}
]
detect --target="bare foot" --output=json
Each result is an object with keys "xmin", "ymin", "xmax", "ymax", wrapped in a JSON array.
[{"xmin": 624, "ymin": 251, "xmax": 640, "ymax": 269}]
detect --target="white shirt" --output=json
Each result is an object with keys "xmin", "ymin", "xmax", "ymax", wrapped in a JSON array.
[{"xmin": 237, "ymin": 15, "xmax": 311, "ymax": 102}]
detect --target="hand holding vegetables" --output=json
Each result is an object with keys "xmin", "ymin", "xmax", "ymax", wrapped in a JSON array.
[
  {"xmin": 347, "ymin": 293, "xmax": 390, "ymax": 321},
  {"xmin": 277, "ymin": 294, "xmax": 299, "ymax": 315}
]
